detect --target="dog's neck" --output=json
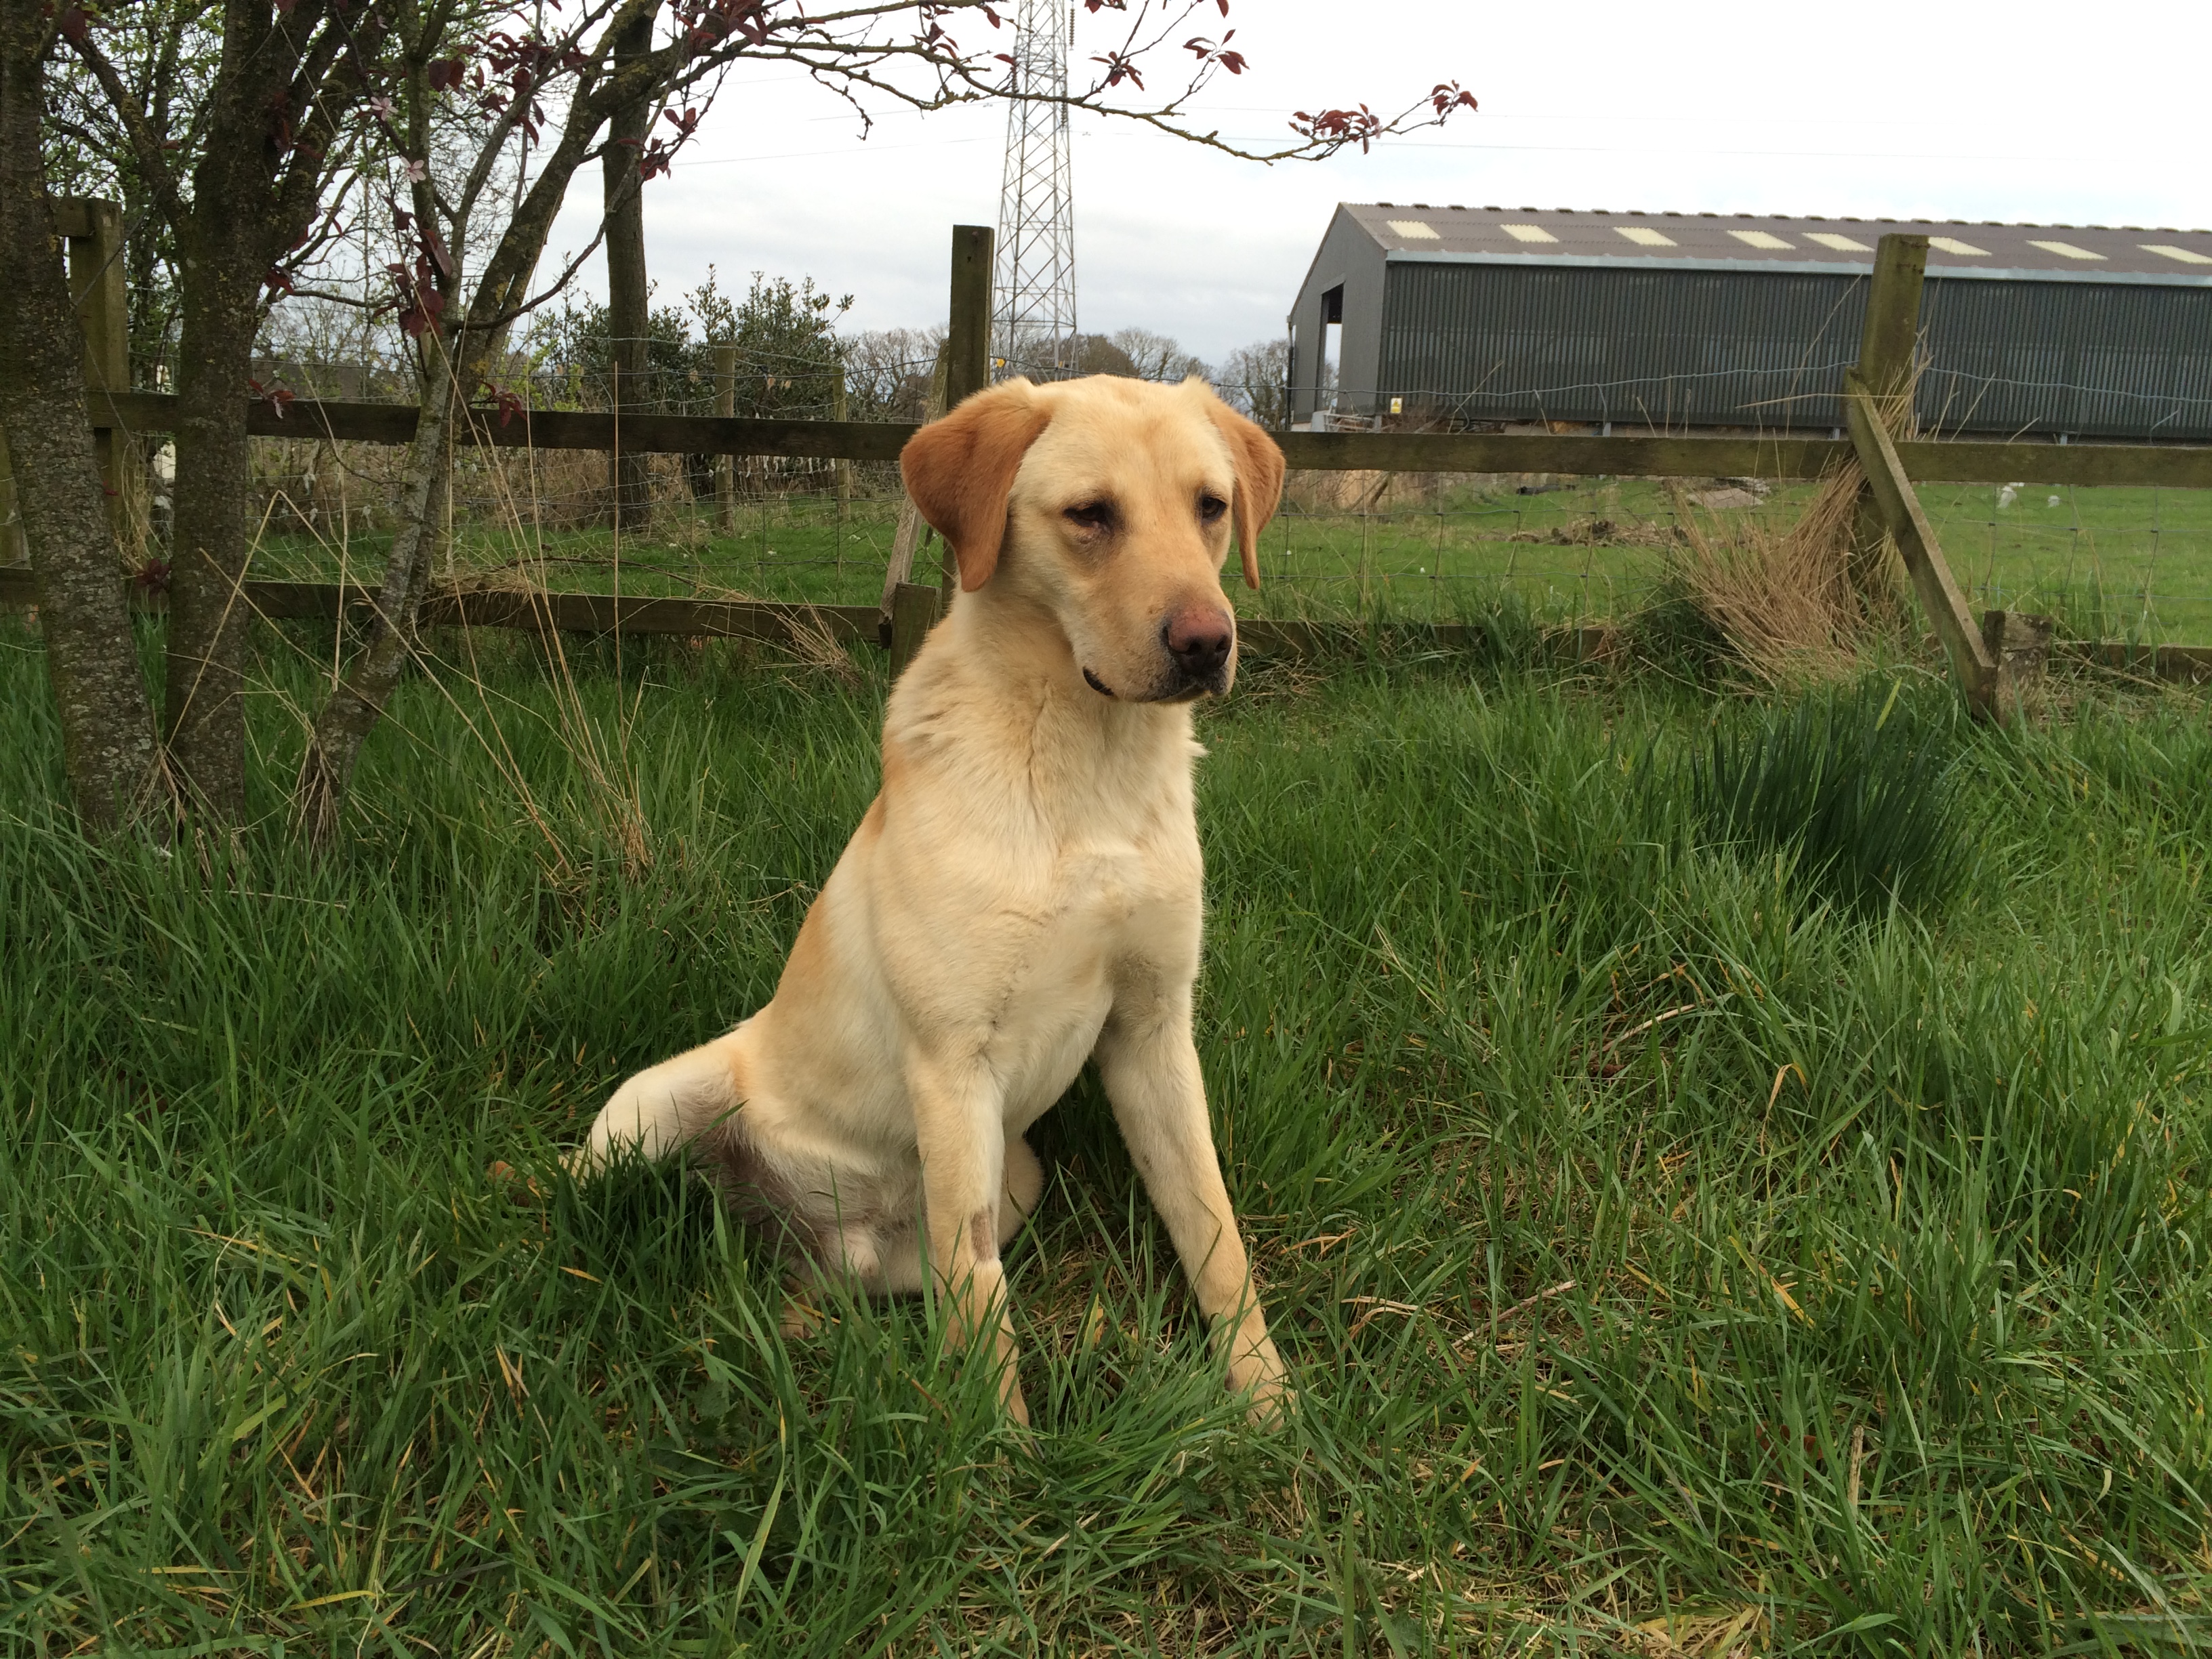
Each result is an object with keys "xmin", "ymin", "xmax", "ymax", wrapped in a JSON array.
[{"xmin": 884, "ymin": 584, "xmax": 1200, "ymax": 815}]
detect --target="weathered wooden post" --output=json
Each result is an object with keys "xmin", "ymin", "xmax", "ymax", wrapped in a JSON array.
[
  {"xmin": 714, "ymin": 344, "xmax": 737, "ymax": 534},
  {"xmin": 831, "ymin": 371, "xmax": 850, "ymax": 587},
  {"xmin": 939, "ymin": 224, "xmax": 994, "ymax": 601},
  {"xmin": 1845, "ymin": 232, "xmax": 1923, "ymax": 596},
  {"xmin": 833, "ymin": 373, "xmax": 851, "ymax": 528},
  {"xmin": 1843, "ymin": 233, "xmax": 2003, "ymax": 718},
  {"xmin": 884, "ymin": 228, "xmax": 992, "ymax": 674},
  {"xmin": 1982, "ymin": 609, "xmax": 2053, "ymax": 711},
  {"xmin": 888, "ymin": 580, "xmax": 939, "ymax": 673}
]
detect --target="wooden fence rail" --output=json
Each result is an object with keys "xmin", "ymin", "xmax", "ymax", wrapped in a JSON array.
[
  {"xmin": 24, "ymin": 226, "xmax": 2212, "ymax": 703},
  {"xmin": 87, "ymin": 389, "xmax": 2212, "ymax": 489}
]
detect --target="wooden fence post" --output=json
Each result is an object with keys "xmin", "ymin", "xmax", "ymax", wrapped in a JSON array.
[
  {"xmin": 939, "ymin": 224, "xmax": 994, "ymax": 598},
  {"xmin": 1982, "ymin": 608, "xmax": 2052, "ymax": 713},
  {"xmin": 1846, "ymin": 232, "xmax": 1927, "ymax": 594},
  {"xmin": 833, "ymin": 374, "xmax": 851, "ymax": 527},
  {"xmin": 888, "ymin": 580, "xmax": 939, "ymax": 677},
  {"xmin": 714, "ymin": 344, "xmax": 737, "ymax": 534},
  {"xmin": 1858, "ymin": 233, "xmax": 1927, "ymax": 403}
]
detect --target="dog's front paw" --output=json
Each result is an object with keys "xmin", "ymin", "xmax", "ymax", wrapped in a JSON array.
[
  {"xmin": 1233, "ymin": 1369, "xmax": 1294, "ymax": 1428},
  {"xmin": 1224, "ymin": 1330, "xmax": 1292, "ymax": 1427}
]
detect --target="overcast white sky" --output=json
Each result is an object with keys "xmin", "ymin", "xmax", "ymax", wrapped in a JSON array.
[{"xmin": 541, "ymin": 0, "xmax": 2212, "ymax": 366}]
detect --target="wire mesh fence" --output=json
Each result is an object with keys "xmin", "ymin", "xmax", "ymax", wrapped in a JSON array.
[{"xmin": 97, "ymin": 344, "xmax": 2212, "ymax": 649}]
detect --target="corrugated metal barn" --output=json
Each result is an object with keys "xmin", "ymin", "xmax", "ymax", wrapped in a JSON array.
[{"xmin": 1288, "ymin": 205, "xmax": 2212, "ymax": 441}]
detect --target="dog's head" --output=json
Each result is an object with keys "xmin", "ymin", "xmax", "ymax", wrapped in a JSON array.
[{"xmin": 900, "ymin": 374, "xmax": 1284, "ymax": 702}]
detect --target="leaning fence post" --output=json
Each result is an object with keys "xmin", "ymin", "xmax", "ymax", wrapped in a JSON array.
[
  {"xmin": 714, "ymin": 344, "xmax": 737, "ymax": 534},
  {"xmin": 940, "ymin": 224, "xmax": 994, "ymax": 599},
  {"xmin": 1842, "ymin": 233, "xmax": 2005, "ymax": 719},
  {"xmin": 1843, "ymin": 366, "xmax": 2001, "ymax": 718}
]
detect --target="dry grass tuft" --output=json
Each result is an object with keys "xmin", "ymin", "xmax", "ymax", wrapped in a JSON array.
[
  {"xmin": 1628, "ymin": 1605, "xmax": 1767, "ymax": 1658},
  {"xmin": 777, "ymin": 604, "xmax": 864, "ymax": 690},
  {"xmin": 1661, "ymin": 468, "xmax": 1873, "ymax": 687},
  {"xmin": 1653, "ymin": 379, "xmax": 1923, "ymax": 687}
]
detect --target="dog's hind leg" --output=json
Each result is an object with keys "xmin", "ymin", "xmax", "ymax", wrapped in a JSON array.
[
  {"xmin": 569, "ymin": 1033, "xmax": 744, "ymax": 1179},
  {"xmin": 790, "ymin": 1134, "xmax": 1038, "ymax": 1321}
]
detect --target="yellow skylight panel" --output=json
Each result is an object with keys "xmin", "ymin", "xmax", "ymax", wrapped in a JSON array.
[
  {"xmin": 2029, "ymin": 239, "xmax": 2104, "ymax": 260},
  {"xmin": 1387, "ymin": 220, "xmax": 1441, "ymax": 240},
  {"xmin": 1929, "ymin": 237, "xmax": 1988, "ymax": 256},
  {"xmin": 2143, "ymin": 243, "xmax": 2212, "ymax": 265},
  {"xmin": 1615, "ymin": 226, "xmax": 1676, "ymax": 247},
  {"xmin": 1727, "ymin": 229, "xmax": 1793, "ymax": 250},
  {"xmin": 1500, "ymin": 223, "xmax": 1559, "ymax": 243},
  {"xmin": 1804, "ymin": 231, "xmax": 1872, "ymax": 252}
]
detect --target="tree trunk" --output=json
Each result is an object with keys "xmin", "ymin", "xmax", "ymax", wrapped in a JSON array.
[
  {"xmin": 0, "ymin": 5, "xmax": 165, "ymax": 830},
  {"xmin": 602, "ymin": 7, "xmax": 653, "ymax": 531},
  {"xmin": 292, "ymin": 350, "xmax": 453, "ymax": 847},
  {"xmin": 158, "ymin": 0, "xmax": 345, "ymax": 823},
  {"xmin": 160, "ymin": 73, "xmax": 294, "ymax": 827},
  {"xmin": 161, "ymin": 209, "xmax": 264, "ymax": 820},
  {"xmin": 287, "ymin": 20, "xmax": 658, "ymax": 843}
]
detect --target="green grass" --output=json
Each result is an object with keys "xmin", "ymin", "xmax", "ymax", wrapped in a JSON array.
[
  {"xmin": 246, "ymin": 471, "xmax": 2212, "ymax": 644},
  {"xmin": 5, "ymin": 614, "xmax": 2212, "ymax": 1653}
]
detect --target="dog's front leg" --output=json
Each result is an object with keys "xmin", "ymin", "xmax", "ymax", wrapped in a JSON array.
[
  {"xmin": 907, "ymin": 1050, "xmax": 1029, "ymax": 1425},
  {"xmin": 1095, "ymin": 1008, "xmax": 1289, "ymax": 1422}
]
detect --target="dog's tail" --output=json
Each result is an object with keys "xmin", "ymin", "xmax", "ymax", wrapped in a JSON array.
[{"xmin": 566, "ymin": 1029, "xmax": 747, "ymax": 1179}]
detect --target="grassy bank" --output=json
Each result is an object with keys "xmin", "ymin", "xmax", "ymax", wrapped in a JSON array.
[{"xmin": 3, "ymin": 616, "xmax": 2209, "ymax": 1654}]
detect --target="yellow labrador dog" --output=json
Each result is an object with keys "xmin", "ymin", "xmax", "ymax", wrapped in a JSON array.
[{"xmin": 571, "ymin": 373, "xmax": 1288, "ymax": 1425}]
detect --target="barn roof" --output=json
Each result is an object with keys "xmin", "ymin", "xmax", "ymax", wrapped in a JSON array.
[{"xmin": 1338, "ymin": 204, "xmax": 2212, "ymax": 285}]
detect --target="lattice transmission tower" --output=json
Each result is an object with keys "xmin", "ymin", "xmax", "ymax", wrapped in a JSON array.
[{"xmin": 991, "ymin": 1, "xmax": 1077, "ymax": 380}]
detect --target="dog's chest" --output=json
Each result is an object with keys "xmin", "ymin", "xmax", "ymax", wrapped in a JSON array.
[{"xmin": 985, "ymin": 802, "xmax": 1200, "ymax": 1118}]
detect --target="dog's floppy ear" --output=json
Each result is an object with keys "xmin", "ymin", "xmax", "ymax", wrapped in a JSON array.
[
  {"xmin": 1202, "ymin": 393, "xmax": 1287, "ymax": 590},
  {"xmin": 899, "ymin": 379, "xmax": 1052, "ymax": 592}
]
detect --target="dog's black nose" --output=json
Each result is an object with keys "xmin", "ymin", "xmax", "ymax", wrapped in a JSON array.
[{"xmin": 1164, "ymin": 609, "xmax": 1233, "ymax": 680}]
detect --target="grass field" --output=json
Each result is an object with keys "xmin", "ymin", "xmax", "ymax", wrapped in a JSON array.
[
  {"xmin": 249, "ymin": 470, "xmax": 2212, "ymax": 643},
  {"xmin": 4, "ymin": 614, "xmax": 2211, "ymax": 1654}
]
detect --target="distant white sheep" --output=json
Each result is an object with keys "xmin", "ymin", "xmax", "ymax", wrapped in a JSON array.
[{"xmin": 1998, "ymin": 483, "xmax": 2022, "ymax": 508}]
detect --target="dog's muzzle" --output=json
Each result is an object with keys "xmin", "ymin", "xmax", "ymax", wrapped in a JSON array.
[{"xmin": 1160, "ymin": 608, "xmax": 1234, "ymax": 698}]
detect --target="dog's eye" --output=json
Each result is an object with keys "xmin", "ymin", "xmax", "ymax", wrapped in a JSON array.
[
  {"xmin": 1198, "ymin": 493, "xmax": 1229, "ymax": 524},
  {"xmin": 1064, "ymin": 501, "xmax": 1114, "ymax": 532}
]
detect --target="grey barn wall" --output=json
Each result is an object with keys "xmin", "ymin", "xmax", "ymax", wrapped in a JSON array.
[
  {"xmin": 1358, "ymin": 260, "xmax": 2212, "ymax": 440},
  {"xmin": 1375, "ymin": 262, "xmax": 1866, "ymax": 432},
  {"xmin": 1917, "ymin": 280, "xmax": 2212, "ymax": 440},
  {"xmin": 1288, "ymin": 207, "xmax": 1388, "ymax": 423}
]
